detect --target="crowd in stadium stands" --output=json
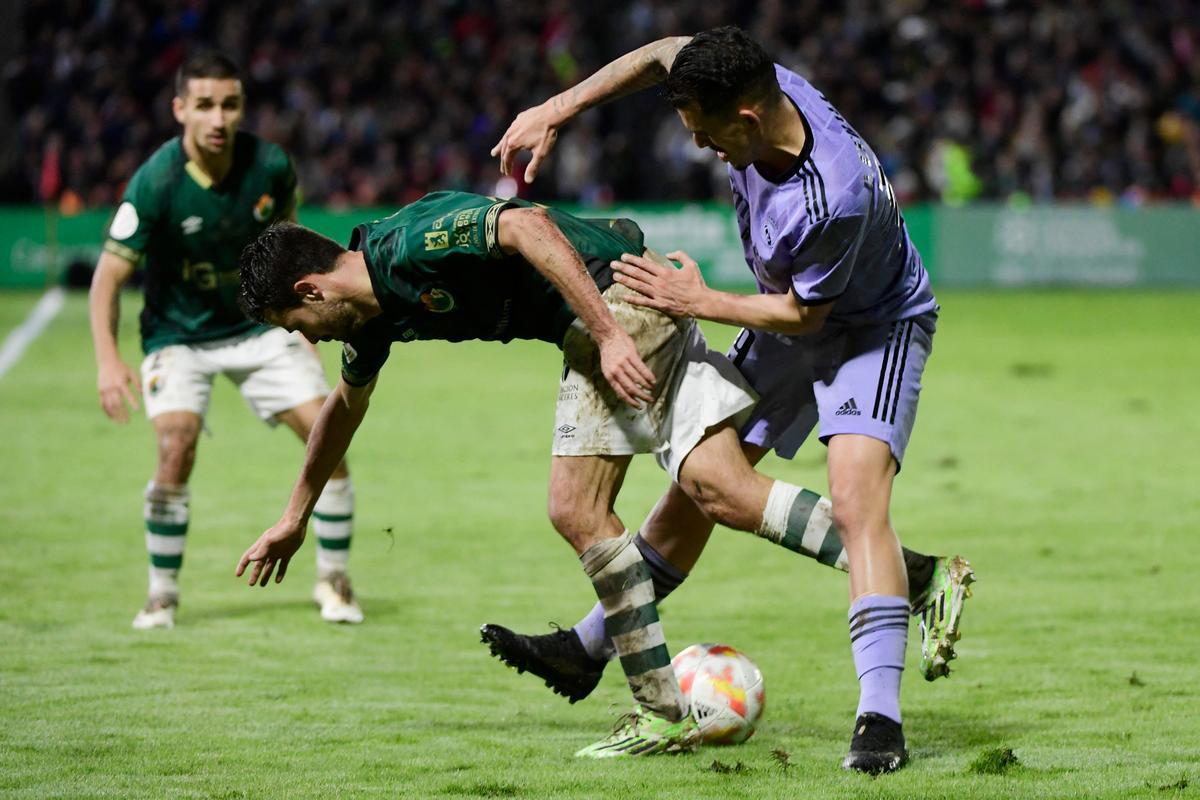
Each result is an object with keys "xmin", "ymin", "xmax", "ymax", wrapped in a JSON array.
[{"xmin": 6, "ymin": 0, "xmax": 1200, "ymax": 209}]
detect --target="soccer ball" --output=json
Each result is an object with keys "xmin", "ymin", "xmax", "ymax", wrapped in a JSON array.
[{"xmin": 672, "ymin": 643, "xmax": 765, "ymax": 744}]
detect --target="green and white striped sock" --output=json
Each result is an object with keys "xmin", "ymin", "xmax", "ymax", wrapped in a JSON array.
[
  {"xmin": 313, "ymin": 477, "xmax": 353, "ymax": 579},
  {"xmin": 757, "ymin": 480, "xmax": 848, "ymax": 571},
  {"xmin": 581, "ymin": 531, "xmax": 687, "ymax": 722},
  {"xmin": 143, "ymin": 481, "xmax": 188, "ymax": 598}
]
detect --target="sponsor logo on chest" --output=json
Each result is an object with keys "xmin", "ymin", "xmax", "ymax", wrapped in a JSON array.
[{"xmin": 181, "ymin": 216, "xmax": 204, "ymax": 235}]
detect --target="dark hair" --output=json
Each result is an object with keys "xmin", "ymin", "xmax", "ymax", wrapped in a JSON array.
[
  {"xmin": 665, "ymin": 26, "xmax": 780, "ymax": 115},
  {"xmin": 238, "ymin": 223, "xmax": 345, "ymax": 321},
  {"xmin": 175, "ymin": 51, "xmax": 242, "ymax": 96}
]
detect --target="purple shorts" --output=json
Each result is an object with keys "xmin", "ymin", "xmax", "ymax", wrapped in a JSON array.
[{"xmin": 727, "ymin": 312, "xmax": 936, "ymax": 468}]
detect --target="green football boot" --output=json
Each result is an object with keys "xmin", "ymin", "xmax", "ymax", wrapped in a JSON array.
[
  {"xmin": 574, "ymin": 706, "xmax": 701, "ymax": 758},
  {"xmin": 915, "ymin": 555, "xmax": 976, "ymax": 681}
]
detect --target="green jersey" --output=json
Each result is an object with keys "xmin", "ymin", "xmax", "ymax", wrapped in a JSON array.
[
  {"xmin": 340, "ymin": 191, "xmax": 645, "ymax": 387},
  {"xmin": 104, "ymin": 132, "xmax": 298, "ymax": 354}
]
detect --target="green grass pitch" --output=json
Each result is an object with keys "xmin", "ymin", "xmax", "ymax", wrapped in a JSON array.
[{"xmin": 0, "ymin": 289, "xmax": 1197, "ymax": 799}]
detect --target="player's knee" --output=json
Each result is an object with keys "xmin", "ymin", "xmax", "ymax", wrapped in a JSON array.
[
  {"xmin": 829, "ymin": 503, "xmax": 863, "ymax": 544},
  {"xmin": 681, "ymin": 475, "xmax": 757, "ymax": 532},
  {"xmin": 546, "ymin": 492, "xmax": 601, "ymax": 544},
  {"xmin": 156, "ymin": 425, "xmax": 199, "ymax": 475},
  {"xmin": 828, "ymin": 483, "xmax": 885, "ymax": 544}
]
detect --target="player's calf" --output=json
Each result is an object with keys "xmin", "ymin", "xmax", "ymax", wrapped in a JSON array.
[
  {"xmin": 311, "ymin": 476, "xmax": 363, "ymax": 624},
  {"xmin": 580, "ymin": 532, "xmax": 687, "ymax": 722},
  {"xmin": 136, "ymin": 481, "xmax": 189, "ymax": 629}
]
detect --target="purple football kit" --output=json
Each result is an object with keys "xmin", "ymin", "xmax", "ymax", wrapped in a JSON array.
[{"xmin": 727, "ymin": 64, "xmax": 939, "ymax": 466}]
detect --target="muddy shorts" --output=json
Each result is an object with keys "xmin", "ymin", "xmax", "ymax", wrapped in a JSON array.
[{"xmin": 552, "ymin": 255, "xmax": 758, "ymax": 480}]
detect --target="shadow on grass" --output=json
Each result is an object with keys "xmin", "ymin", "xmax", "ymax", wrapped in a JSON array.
[
  {"xmin": 903, "ymin": 706, "xmax": 1027, "ymax": 758},
  {"xmin": 183, "ymin": 597, "xmax": 400, "ymax": 623}
]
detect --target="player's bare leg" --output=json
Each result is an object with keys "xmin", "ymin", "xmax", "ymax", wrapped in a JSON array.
[
  {"xmin": 135, "ymin": 411, "xmax": 202, "ymax": 629},
  {"xmin": 483, "ymin": 473, "xmax": 717, "ymax": 703},
  {"xmin": 638, "ymin": 440, "xmax": 768, "ymax": 567},
  {"xmin": 278, "ymin": 397, "xmax": 361, "ymax": 624},
  {"xmin": 482, "ymin": 439, "xmax": 755, "ymax": 701},
  {"xmin": 546, "ymin": 454, "xmax": 699, "ymax": 757},
  {"xmin": 826, "ymin": 433, "xmax": 908, "ymax": 774},
  {"xmin": 483, "ymin": 427, "xmax": 966, "ymax": 698}
]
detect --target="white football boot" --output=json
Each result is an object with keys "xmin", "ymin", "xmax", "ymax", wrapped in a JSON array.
[
  {"xmin": 132, "ymin": 595, "xmax": 178, "ymax": 629},
  {"xmin": 313, "ymin": 572, "xmax": 364, "ymax": 624}
]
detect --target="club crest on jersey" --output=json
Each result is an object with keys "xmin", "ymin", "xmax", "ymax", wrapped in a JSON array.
[
  {"xmin": 253, "ymin": 194, "xmax": 276, "ymax": 223},
  {"xmin": 342, "ymin": 343, "xmax": 357, "ymax": 363},
  {"xmin": 420, "ymin": 287, "xmax": 455, "ymax": 313},
  {"xmin": 148, "ymin": 375, "xmax": 164, "ymax": 396}
]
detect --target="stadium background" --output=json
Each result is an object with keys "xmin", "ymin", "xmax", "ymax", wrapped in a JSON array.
[
  {"xmin": 3, "ymin": 0, "xmax": 1199, "ymax": 289},
  {"xmin": 1, "ymin": 2, "xmax": 1198, "ymax": 799}
]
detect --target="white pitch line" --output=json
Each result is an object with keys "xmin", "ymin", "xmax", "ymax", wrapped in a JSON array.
[{"xmin": 0, "ymin": 287, "xmax": 67, "ymax": 380}]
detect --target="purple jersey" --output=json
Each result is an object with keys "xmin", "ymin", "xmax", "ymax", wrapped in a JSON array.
[{"xmin": 728, "ymin": 65, "xmax": 937, "ymax": 326}]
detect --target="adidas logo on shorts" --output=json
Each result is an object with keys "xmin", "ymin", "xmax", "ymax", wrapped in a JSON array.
[{"xmin": 836, "ymin": 398, "xmax": 862, "ymax": 416}]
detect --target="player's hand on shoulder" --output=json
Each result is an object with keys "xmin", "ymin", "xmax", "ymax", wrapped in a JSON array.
[
  {"xmin": 596, "ymin": 329, "xmax": 655, "ymax": 409},
  {"xmin": 612, "ymin": 250, "xmax": 709, "ymax": 318},
  {"xmin": 96, "ymin": 358, "xmax": 140, "ymax": 423},
  {"xmin": 236, "ymin": 519, "xmax": 306, "ymax": 587},
  {"xmin": 491, "ymin": 102, "xmax": 560, "ymax": 184}
]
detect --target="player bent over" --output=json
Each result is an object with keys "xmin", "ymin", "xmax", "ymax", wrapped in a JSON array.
[
  {"xmin": 235, "ymin": 194, "xmax": 937, "ymax": 759},
  {"xmin": 487, "ymin": 26, "xmax": 975, "ymax": 772},
  {"xmin": 88, "ymin": 52, "xmax": 362, "ymax": 629}
]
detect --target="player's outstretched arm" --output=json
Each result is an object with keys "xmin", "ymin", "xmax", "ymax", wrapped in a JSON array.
[
  {"xmin": 613, "ymin": 250, "xmax": 833, "ymax": 336},
  {"xmin": 492, "ymin": 36, "xmax": 692, "ymax": 183},
  {"xmin": 237, "ymin": 375, "xmax": 376, "ymax": 587},
  {"xmin": 497, "ymin": 207, "xmax": 655, "ymax": 408},
  {"xmin": 88, "ymin": 251, "xmax": 141, "ymax": 423}
]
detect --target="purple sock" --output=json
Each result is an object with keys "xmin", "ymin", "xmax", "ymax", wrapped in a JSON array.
[
  {"xmin": 848, "ymin": 595, "xmax": 908, "ymax": 724},
  {"xmin": 574, "ymin": 602, "xmax": 611, "ymax": 661},
  {"xmin": 574, "ymin": 533, "xmax": 687, "ymax": 661}
]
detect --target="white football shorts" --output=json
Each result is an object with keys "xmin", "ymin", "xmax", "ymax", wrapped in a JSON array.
[
  {"xmin": 140, "ymin": 327, "xmax": 330, "ymax": 424},
  {"xmin": 552, "ymin": 254, "xmax": 758, "ymax": 480}
]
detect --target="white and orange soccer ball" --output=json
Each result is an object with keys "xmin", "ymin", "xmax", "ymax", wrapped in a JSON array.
[{"xmin": 672, "ymin": 643, "xmax": 765, "ymax": 744}]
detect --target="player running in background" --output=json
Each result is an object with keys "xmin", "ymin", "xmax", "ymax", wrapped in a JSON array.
[
  {"xmin": 88, "ymin": 52, "xmax": 362, "ymax": 629},
  {"xmin": 487, "ymin": 26, "xmax": 975, "ymax": 773},
  {"xmin": 235, "ymin": 193, "xmax": 954, "ymax": 758}
]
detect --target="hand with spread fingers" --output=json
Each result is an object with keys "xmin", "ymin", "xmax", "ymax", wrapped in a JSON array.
[
  {"xmin": 236, "ymin": 519, "xmax": 306, "ymax": 587},
  {"xmin": 490, "ymin": 103, "xmax": 560, "ymax": 184},
  {"xmin": 612, "ymin": 250, "xmax": 711, "ymax": 319}
]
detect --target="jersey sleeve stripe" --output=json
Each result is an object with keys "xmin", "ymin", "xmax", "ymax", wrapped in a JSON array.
[
  {"xmin": 340, "ymin": 369, "xmax": 377, "ymax": 387},
  {"xmin": 484, "ymin": 202, "xmax": 513, "ymax": 258},
  {"xmin": 103, "ymin": 240, "xmax": 143, "ymax": 263}
]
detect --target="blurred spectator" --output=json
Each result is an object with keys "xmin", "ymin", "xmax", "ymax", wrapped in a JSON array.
[{"xmin": 4, "ymin": 0, "xmax": 1199, "ymax": 208}]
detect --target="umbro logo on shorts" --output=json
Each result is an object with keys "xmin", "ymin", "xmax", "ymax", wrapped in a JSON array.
[
  {"xmin": 557, "ymin": 424, "xmax": 576, "ymax": 436},
  {"xmin": 836, "ymin": 398, "xmax": 862, "ymax": 416}
]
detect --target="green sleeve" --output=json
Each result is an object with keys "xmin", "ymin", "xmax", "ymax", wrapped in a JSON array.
[
  {"xmin": 340, "ymin": 336, "xmax": 391, "ymax": 387},
  {"xmin": 398, "ymin": 192, "xmax": 511, "ymax": 270},
  {"xmin": 103, "ymin": 167, "xmax": 160, "ymax": 264}
]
